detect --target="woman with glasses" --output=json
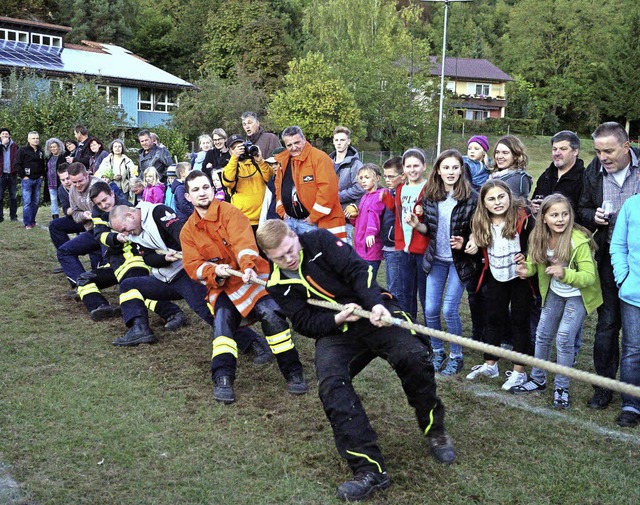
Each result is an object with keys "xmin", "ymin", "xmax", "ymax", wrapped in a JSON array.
[{"xmin": 202, "ymin": 128, "xmax": 231, "ymax": 177}]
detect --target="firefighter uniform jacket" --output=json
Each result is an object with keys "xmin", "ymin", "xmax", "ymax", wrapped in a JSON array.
[
  {"xmin": 265, "ymin": 229, "xmax": 387, "ymax": 339},
  {"xmin": 180, "ymin": 199, "xmax": 269, "ymax": 317},
  {"xmin": 128, "ymin": 202, "xmax": 185, "ymax": 283},
  {"xmin": 91, "ymin": 196, "xmax": 149, "ymax": 281},
  {"xmin": 274, "ymin": 142, "xmax": 347, "ymax": 239}
]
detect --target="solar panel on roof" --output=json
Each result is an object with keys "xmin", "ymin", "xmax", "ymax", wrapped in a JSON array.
[{"xmin": 0, "ymin": 43, "xmax": 63, "ymax": 70}]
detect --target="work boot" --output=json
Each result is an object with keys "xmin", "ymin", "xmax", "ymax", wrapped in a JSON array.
[
  {"xmin": 250, "ymin": 336, "xmax": 274, "ymax": 365},
  {"xmin": 164, "ymin": 311, "xmax": 187, "ymax": 331},
  {"xmin": 336, "ymin": 471, "xmax": 390, "ymax": 502},
  {"xmin": 286, "ymin": 372, "xmax": 308, "ymax": 395},
  {"xmin": 427, "ymin": 431, "xmax": 456, "ymax": 464},
  {"xmin": 90, "ymin": 304, "xmax": 119, "ymax": 322},
  {"xmin": 213, "ymin": 376, "xmax": 235, "ymax": 404},
  {"xmin": 112, "ymin": 317, "xmax": 157, "ymax": 346}
]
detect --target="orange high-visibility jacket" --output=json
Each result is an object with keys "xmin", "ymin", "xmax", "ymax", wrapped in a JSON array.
[
  {"xmin": 180, "ymin": 200, "xmax": 269, "ymax": 317},
  {"xmin": 274, "ymin": 142, "xmax": 346, "ymax": 239}
]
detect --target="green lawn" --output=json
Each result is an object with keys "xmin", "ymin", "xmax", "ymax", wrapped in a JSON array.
[{"xmin": 1, "ymin": 191, "xmax": 639, "ymax": 504}]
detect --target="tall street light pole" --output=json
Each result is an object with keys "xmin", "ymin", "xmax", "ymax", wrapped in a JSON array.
[{"xmin": 421, "ymin": 0, "xmax": 473, "ymax": 156}]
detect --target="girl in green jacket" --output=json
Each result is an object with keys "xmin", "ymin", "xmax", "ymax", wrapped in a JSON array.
[{"xmin": 512, "ymin": 194, "xmax": 602, "ymax": 408}]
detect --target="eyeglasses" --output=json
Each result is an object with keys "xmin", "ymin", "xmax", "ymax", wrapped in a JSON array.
[
  {"xmin": 383, "ymin": 174, "xmax": 402, "ymax": 180},
  {"xmin": 213, "ymin": 137, "xmax": 224, "ymax": 142}
]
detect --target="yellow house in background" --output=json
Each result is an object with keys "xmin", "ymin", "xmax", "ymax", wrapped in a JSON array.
[{"xmin": 430, "ymin": 56, "xmax": 513, "ymax": 121}]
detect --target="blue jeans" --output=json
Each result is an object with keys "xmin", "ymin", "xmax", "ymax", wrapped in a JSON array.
[
  {"xmin": 285, "ymin": 216, "xmax": 318, "ymax": 235},
  {"xmin": 21, "ymin": 177, "xmax": 42, "ymax": 226},
  {"xmin": 383, "ymin": 250, "xmax": 404, "ymax": 303},
  {"xmin": 620, "ymin": 300, "xmax": 640, "ymax": 414},
  {"xmin": 530, "ymin": 291, "xmax": 586, "ymax": 390},
  {"xmin": 0, "ymin": 173, "xmax": 18, "ymax": 220},
  {"xmin": 425, "ymin": 260, "xmax": 465, "ymax": 357},
  {"xmin": 398, "ymin": 252, "xmax": 426, "ymax": 322},
  {"xmin": 48, "ymin": 188, "xmax": 59, "ymax": 216},
  {"xmin": 57, "ymin": 231, "xmax": 102, "ymax": 285}
]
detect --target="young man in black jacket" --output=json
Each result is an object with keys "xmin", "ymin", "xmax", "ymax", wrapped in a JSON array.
[{"xmin": 257, "ymin": 219, "xmax": 455, "ymax": 502}]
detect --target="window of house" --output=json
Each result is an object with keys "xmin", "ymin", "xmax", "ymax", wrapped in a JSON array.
[
  {"xmin": 30, "ymin": 33, "xmax": 62, "ymax": 48},
  {"xmin": 97, "ymin": 84, "xmax": 121, "ymax": 105},
  {"xmin": 475, "ymin": 84, "xmax": 490, "ymax": 96},
  {"xmin": 49, "ymin": 80, "xmax": 74, "ymax": 94},
  {"xmin": 0, "ymin": 29, "xmax": 29, "ymax": 43},
  {"xmin": 472, "ymin": 110, "xmax": 489, "ymax": 121},
  {"xmin": 138, "ymin": 88, "xmax": 178, "ymax": 113}
]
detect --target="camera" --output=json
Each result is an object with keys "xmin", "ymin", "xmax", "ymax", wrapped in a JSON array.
[{"xmin": 239, "ymin": 141, "xmax": 260, "ymax": 160}]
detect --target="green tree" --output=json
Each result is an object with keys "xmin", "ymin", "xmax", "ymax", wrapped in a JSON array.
[
  {"xmin": 267, "ymin": 53, "xmax": 362, "ymax": 143},
  {"xmin": 201, "ymin": 0, "xmax": 292, "ymax": 93},
  {"xmin": 0, "ymin": 72, "xmax": 131, "ymax": 143},
  {"xmin": 58, "ymin": 0, "xmax": 138, "ymax": 46},
  {"xmin": 170, "ymin": 71, "xmax": 267, "ymax": 139},
  {"xmin": 501, "ymin": 0, "xmax": 611, "ymax": 129},
  {"xmin": 599, "ymin": 3, "xmax": 640, "ymax": 131},
  {"xmin": 300, "ymin": 0, "xmax": 439, "ymax": 148}
]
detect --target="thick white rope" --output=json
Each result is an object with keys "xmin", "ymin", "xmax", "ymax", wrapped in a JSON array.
[{"xmin": 221, "ymin": 267, "xmax": 640, "ymax": 399}]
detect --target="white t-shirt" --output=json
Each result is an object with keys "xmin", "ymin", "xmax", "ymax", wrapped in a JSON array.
[
  {"xmin": 547, "ymin": 248, "xmax": 580, "ymax": 297},
  {"xmin": 487, "ymin": 222, "xmax": 520, "ymax": 282}
]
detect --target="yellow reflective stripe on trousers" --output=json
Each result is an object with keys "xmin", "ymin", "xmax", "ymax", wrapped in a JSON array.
[
  {"xmin": 266, "ymin": 329, "xmax": 294, "ymax": 354},
  {"xmin": 145, "ymin": 299, "xmax": 158, "ymax": 312},
  {"xmin": 77, "ymin": 283, "xmax": 100, "ymax": 299},
  {"xmin": 423, "ymin": 406, "xmax": 436, "ymax": 436},
  {"xmin": 115, "ymin": 257, "xmax": 149, "ymax": 281},
  {"xmin": 345, "ymin": 451, "xmax": 382, "ymax": 474},
  {"xmin": 394, "ymin": 310, "xmax": 416, "ymax": 335},
  {"xmin": 211, "ymin": 336, "xmax": 238, "ymax": 359},
  {"xmin": 120, "ymin": 288, "xmax": 144, "ymax": 304}
]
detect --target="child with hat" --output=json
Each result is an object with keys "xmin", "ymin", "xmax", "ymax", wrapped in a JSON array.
[{"xmin": 464, "ymin": 135, "xmax": 491, "ymax": 191}]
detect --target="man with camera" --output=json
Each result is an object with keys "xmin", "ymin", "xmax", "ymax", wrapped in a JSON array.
[{"xmin": 222, "ymin": 134, "xmax": 273, "ymax": 231}]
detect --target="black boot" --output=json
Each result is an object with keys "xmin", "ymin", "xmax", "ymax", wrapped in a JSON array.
[
  {"xmin": 112, "ymin": 317, "xmax": 157, "ymax": 346},
  {"xmin": 250, "ymin": 336, "xmax": 274, "ymax": 365},
  {"xmin": 336, "ymin": 471, "xmax": 390, "ymax": 501},
  {"xmin": 164, "ymin": 310, "xmax": 187, "ymax": 331},
  {"xmin": 213, "ymin": 376, "xmax": 236, "ymax": 404}
]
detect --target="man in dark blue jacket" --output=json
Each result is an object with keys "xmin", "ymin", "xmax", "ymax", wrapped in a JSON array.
[{"xmin": 257, "ymin": 219, "xmax": 454, "ymax": 502}]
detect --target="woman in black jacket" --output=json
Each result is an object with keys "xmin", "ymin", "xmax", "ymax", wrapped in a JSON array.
[{"xmin": 407, "ymin": 149, "xmax": 479, "ymax": 375}]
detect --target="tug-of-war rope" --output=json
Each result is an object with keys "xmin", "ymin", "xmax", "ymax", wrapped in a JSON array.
[
  {"xmin": 154, "ymin": 248, "xmax": 640, "ymax": 400},
  {"xmin": 220, "ymin": 267, "xmax": 640, "ymax": 399}
]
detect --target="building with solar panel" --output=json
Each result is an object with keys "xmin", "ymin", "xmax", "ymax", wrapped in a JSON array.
[{"xmin": 0, "ymin": 16, "xmax": 194, "ymax": 128}]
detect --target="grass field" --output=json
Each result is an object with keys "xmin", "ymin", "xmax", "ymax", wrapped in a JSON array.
[{"xmin": 1, "ymin": 140, "xmax": 639, "ymax": 504}]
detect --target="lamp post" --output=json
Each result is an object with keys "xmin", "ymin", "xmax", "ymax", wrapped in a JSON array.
[{"xmin": 421, "ymin": 0, "xmax": 473, "ymax": 156}]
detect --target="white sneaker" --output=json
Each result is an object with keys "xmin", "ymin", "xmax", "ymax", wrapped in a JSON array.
[
  {"xmin": 465, "ymin": 362, "xmax": 499, "ymax": 380},
  {"xmin": 502, "ymin": 370, "xmax": 527, "ymax": 390}
]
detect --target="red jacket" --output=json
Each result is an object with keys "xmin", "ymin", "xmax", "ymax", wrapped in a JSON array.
[
  {"xmin": 180, "ymin": 200, "xmax": 269, "ymax": 317},
  {"xmin": 381, "ymin": 182, "xmax": 429, "ymax": 254},
  {"xmin": 274, "ymin": 142, "xmax": 346, "ymax": 239}
]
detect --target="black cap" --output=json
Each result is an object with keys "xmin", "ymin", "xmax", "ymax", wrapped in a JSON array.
[{"xmin": 225, "ymin": 134, "xmax": 244, "ymax": 149}]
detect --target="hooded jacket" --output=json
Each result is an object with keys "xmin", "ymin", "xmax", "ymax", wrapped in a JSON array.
[{"xmin": 329, "ymin": 145, "xmax": 364, "ymax": 208}]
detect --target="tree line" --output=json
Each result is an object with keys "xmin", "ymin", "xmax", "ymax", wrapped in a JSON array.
[{"xmin": 5, "ymin": 0, "xmax": 639, "ymax": 146}]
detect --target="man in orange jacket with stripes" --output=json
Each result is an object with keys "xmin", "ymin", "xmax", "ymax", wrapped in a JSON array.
[
  {"xmin": 274, "ymin": 126, "xmax": 346, "ymax": 239},
  {"xmin": 180, "ymin": 170, "xmax": 306, "ymax": 404}
]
